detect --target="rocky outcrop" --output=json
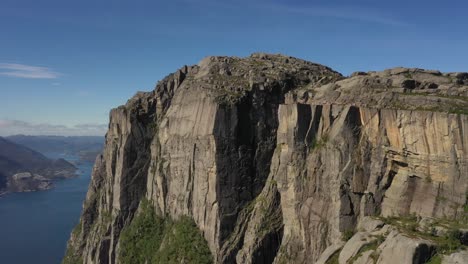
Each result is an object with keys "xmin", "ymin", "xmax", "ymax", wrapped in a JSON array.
[
  {"xmin": 443, "ymin": 250, "xmax": 468, "ymax": 264},
  {"xmin": 64, "ymin": 54, "xmax": 468, "ymax": 264},
  {"xmin": 7, "ymin": 172, "xmax": 53, "ymax": 192},
  {"xmin": 318, "ymin": 216, "xmax": 468, "ymax": 264}
]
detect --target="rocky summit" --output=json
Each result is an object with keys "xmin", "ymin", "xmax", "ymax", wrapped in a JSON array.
[{"xmin": 63, "ymin": 53, "xmax": 467, "ymax": 264}]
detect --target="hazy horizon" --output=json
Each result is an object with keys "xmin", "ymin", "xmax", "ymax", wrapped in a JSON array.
[{"xmin": 0, "ymin": 119, "xmax": 108, "ymax": 136}]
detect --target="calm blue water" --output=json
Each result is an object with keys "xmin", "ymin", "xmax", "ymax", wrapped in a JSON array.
[{"xmin": 0, "ymin": 153, "xmax": 91, "ymax": 264}]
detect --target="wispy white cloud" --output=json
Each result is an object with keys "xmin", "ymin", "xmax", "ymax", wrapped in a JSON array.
[
  {"xmin": 0, "ymin": 119, "xmax": 107, "ymax": 136},
  {"xmin": 0, "ymin": 63, "xmax": 61, "ymax": 79}
]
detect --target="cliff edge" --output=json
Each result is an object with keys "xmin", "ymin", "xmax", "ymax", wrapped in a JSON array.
[{"xmin": 64, "ymin": 53, "xmax": 467, "ymax": 264}]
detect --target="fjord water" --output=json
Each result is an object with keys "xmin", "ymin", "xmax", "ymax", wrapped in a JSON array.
[{"xmin": 0, "ymin": 154, "xmax": 91, "ymax": 264}]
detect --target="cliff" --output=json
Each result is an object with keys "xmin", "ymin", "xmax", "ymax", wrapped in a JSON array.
[{"xmin": 64, "ymin": 54, "xmax": 468, "ymax": 264}]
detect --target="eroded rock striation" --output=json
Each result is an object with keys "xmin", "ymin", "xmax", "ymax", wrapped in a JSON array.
[{"xmin": 64, "ymin": 53, "xmax": 468, "ymax": 264}]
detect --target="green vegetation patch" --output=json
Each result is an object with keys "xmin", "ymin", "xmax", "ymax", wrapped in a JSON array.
[
  {"xmin": 119, "ymin": 199, "xmax": 212, "ymax": 264},
  {"xmin": 396, "ymin": 92, "xmax": 468, "ymax": 102},
  {"xmin": 347, "ymin": 236, "xmax": 384, "ymax": 264},
  {"xmin": 213, "ymin": 89, "xmax": 247, "ymax": 105},
  {"xmin": 448, "ymin": 108, "xmax": 468, "ymax": 115},
  {"xmin": 379, "ymin": 215, "xmax": 467, "ymax": 261},
  {"xmin": 390, "ymin": 92, "xmax": 468, "ymax": 115},
  {"xmin": 342, "ymin": 229, "xmax": 356, "ymax": 241},
  {"xmin": 62, "ymin": 253, "xmax": 83, "ymax": 264},
  {"xmin": 155, "ymin": 217, "xmax": 213, "ymax": 264},
  {"xmin": 464, "ymin": 192, "xmax": 468, "ymax": 219},
  {"xmin": 404, "ymin": 72, "xmax": 413, "ymax": 79},
  {"xmin": 426, "ymin": 254, "xmax": 442, "ymax": 264},
  {"xmin": 119, "ymin": 200, "xmax": 165, "ymax": 264},
  {"xmin": 71, "ymin": 221, "xmax": 82, "ymax": 238},
  {"xmin": 62, "ymin": 221, "xmax": 84, "ymax": 264},
  {"xmin": 309, "ymin": 134, "xmax": 329, "ymax": 151},
  {"xmin": 62, "ymin": 238, "xmax": 83, "ymax": 264},
  {"xmin": 149, "ymin": 122, "xmax": 158, "ymax": 133},
  {"xmin": 325, "ymin": 249, "xmax": 340, "ymax": 264}
]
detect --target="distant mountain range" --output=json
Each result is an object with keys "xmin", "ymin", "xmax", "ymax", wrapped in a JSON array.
[
  {"xmin": 0, "ymin": 137, "xmax": 78, "ymax": 195},
  {"xmin": 7, "ymin": 135, "xmax": 104, "ymax": 163},
  {"xmin": 6, "ymin": 135, "xmax": 103, "ymax": 153}
]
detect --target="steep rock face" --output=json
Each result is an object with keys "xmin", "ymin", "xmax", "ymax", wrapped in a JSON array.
[
  {"xmin": 68, "ymin": 92, "xmax": 157, "ymax": 263},
  {"xmin": 64, "ymin": 54, "xmax": 467, "ymax": 264},
  {"xmin": 267, "ymin": 104, "xmax": 466, "ymax": 262}
]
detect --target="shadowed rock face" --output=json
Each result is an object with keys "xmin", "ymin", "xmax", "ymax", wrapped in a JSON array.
[{"xmin": 64, "ymin": 54, "xmax": 468, "ymax": 264}]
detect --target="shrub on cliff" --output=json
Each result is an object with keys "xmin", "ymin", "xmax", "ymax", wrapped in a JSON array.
[{"xmin": 119, "ymin": 199, "xmax": 212, "ymax": 264}]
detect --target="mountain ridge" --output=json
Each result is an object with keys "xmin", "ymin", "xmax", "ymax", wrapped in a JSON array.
[
  {"xmin": 0, "ymin": 136, "xmax": 78, "ymax": 194},
  {"xmin": 6, "ymin": 135, "xmax": 104, "ymax": 154}
]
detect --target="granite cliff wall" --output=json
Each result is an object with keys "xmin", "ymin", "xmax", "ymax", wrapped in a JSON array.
[{"xmin": 64, "ymin": 54, "xmax": 468, "ymax": 264}]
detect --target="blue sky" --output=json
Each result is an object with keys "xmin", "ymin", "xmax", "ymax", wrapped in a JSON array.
[{"xmin": 1, "ymin": 0, "xmax": 467, "ymax": 136}]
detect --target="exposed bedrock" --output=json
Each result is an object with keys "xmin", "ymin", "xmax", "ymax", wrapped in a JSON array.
[{"xmin": 64, "ymin": 54, "xmax": 467, "ymax": 264}]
